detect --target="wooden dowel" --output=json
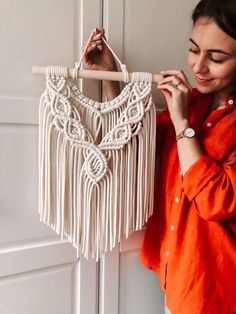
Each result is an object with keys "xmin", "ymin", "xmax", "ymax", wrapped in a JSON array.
[{"xmin": 32, "ymin": 66, "xmax": 162, "ymax": 83}]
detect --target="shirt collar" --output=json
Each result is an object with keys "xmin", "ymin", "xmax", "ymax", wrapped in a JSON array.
[{"xmin": 226, "ymin": 96, "xmax": 235, "ymax": 107}]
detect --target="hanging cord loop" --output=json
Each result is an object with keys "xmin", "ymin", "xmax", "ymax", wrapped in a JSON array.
[{"xmin": 73, "ymin": 29, "xmax": 129, "ymax": 83}]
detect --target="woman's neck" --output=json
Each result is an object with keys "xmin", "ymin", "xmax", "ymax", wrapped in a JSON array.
[{"xmin": 212, "ymin": 91, "xmax": 231, "ymax": 110}]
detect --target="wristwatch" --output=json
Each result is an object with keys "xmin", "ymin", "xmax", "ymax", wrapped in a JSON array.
[{"xmin": 176, "ymin": 127, "xmax": 196, "ymax": 141}]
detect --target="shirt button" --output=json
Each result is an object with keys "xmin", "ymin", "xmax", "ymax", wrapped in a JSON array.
[
  {"xmin": 228, "ymin": 99, "xmax": 234, "ymax": 105},
  {"xmin": 170, "ymin": 225, "xmax": 175, "ymax": 231},
  {"xmin": 206, "ymin": 122, "xmax": 212, "ymax": 127},
  {"xmin": 175, "ymin": 197, "xmax": 180, "ymax": 203},
  {"xmin": 166, "ymin": 251, "xmax": 170, "ymax": 257}
]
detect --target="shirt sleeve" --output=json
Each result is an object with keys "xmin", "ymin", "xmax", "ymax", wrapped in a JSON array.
[
  {"xmin": 156, "ymin": 109, "xmax": 170, "ymax": 154},
  {"xmin": 182, "ymin": 149, "xmax": 236, "ymax": 221}
]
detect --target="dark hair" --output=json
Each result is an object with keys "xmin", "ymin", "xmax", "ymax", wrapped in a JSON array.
[{"xmin": 192, "ymin": 0, "xmax": 236, "ymax": 40}]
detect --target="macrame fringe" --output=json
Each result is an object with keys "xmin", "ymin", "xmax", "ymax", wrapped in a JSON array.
[{"xmin": 39, "ymin": 71, "xmax": 156, "ymax": 261}]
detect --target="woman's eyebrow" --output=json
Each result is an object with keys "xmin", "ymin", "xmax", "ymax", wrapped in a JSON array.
[{"xmin": 189, "ymin": 38, "xmax": 232, "ymax": 56}]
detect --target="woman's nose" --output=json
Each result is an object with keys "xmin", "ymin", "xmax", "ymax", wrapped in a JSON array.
[{"xmin": 193, "ymin": 55, "xmax": 208, "ymax": 74}]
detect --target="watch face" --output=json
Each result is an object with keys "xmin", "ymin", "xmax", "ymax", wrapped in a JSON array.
[{"xmin": 183, "ymin": 128, "xmax": 195, "ymax": 138}]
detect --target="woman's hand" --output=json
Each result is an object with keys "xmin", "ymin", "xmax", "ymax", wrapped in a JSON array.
[
  {"xmin": 83, "ymin": 28, "xmax": 120, "ymax": 101},
  {"xmin": 158, "ymin": 70, "xmax": 205, "ymax": 175},
  {"xmin": 83, "ymin": 28, "xmax": 118, "ymax": 72},
  {"xmin": 157, "ymin": 70, "xmax": 192, "ymax": 133}
]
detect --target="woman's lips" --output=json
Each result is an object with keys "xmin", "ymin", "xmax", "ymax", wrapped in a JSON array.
[{"xmin": 195, "ymin": 75, "xmax": 213, "ymax": 85}]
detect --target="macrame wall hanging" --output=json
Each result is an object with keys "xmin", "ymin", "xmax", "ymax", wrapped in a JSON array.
[{"xmin": 38, "ymin": 33, "xmax": 156, "ymax": 260}]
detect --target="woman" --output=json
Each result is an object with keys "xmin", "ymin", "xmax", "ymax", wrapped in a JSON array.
[{"xmin": 83, "ymin": 0, "xmax": 236, "ymax": 313}]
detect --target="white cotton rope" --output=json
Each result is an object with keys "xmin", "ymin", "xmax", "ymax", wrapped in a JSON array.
[
  {"xmin": 74, "ymin": 29, "xmax": 129, "ymax": 83},
  {"xmin": 39, "ymin": 54, "xmax": 156, "ymax": 261}
]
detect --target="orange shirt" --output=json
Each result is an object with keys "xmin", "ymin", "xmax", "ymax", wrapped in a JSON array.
[{"xmin": 141, "ymin": 89, "xmax": 236, "ymax": 314}]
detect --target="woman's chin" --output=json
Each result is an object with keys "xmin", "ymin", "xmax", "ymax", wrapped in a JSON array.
[{"xmin": 195, "ymin": 84, "xmax": 215, "ymax": 94}]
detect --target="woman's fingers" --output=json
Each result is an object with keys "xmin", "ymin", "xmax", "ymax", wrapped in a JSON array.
[
  {"xmin": 87, "ymin": 41, "xmax": 102, "ymax": 51},
  {"xmin": 161, "ymin": 70, "xmax": 185, "ymax": 80},
  {"xmin": 83, "ymin": 39, "xmax": 102, "ymax": 54},
  {"xmin": 160, "ymin": 70, "xmax": 192, "ymax": 89},
  {"xmin": 159, "ymin": 73, "xmax": 191, "ymax": 94},
  {"xmin": 83, "ymin": 40, "xmax": 102, "ymax": 65},
  {"xmin": 82, "ymin": 28, "xmax": 103, "ymax": 54},
  {"xmin": 158, "ymin": 70, "xmax": 190, "ymax": 125},
  {"xmin": 92, "ymin": 33, "xmax": 102, "ymax": 43},
  {"xmin": 158, "ymin": 82, "xmax": 188, "ymax": 94},
  {"xmin": 94, "ymin": 27, "xmax": 105, "ymax": 36},
  {"xmin": 158, "ymin": 75, "xmax": 185, "ymax": 91},
  {"xmin": 159, "ymin": 75, "xmax": 182, "ymax": 86},
  {"xmin": 158, "ymin": 73, "xmax": 189, "ymax": 97},
  {"xmin": 158, "ymin": 82, "xmax": 179, "ymax": 93},
  {"xmin": 82, "ymin": 27, "xmax": 117, "ymax": 71}
]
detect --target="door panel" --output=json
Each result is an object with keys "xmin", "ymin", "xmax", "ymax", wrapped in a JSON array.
[
  {"xmin": 0, "ymin": 1, "xmax": 100, "ymax": 313},
  {"xmin": 0, "ymin": 264, "xmax": 74, "ymax": 314}
]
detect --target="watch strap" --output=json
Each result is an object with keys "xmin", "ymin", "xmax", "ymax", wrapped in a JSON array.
[{"xmin": 176, "ymin": 131, "xmax": 184, "ymax": 141}]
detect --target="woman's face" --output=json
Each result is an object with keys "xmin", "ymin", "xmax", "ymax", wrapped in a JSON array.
[{"xmin": 188, "ymin": 16, "xmax": 236, "ymax": 99}]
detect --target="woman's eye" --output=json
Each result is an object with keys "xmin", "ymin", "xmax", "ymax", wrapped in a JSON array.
[
  {"xmin": 189, "ymin": 48, "xmax": 225, "ymax": 63},
  {"xmin": 188, "ymin": 48, "xmax": 199, "ymax": 54},
  {"xmin": 209, "ymin": 58, "xmax": 224, "ymax": 64},
  {"xmin": 208, "ymin": 54, "xmax": 225, "ymax": 64}
]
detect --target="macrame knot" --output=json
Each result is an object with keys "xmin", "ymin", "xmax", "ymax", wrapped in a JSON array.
[
  {"xmin": 131, "ymin": 72, "xmax": 152, "ymax": 84},
  {"xmin": 46, "ymin": 66, "xmax": 69, "ymax": 79},
  {"xmin": 121, "ymin": 64, "xmax": 130, "ymax": 83}
]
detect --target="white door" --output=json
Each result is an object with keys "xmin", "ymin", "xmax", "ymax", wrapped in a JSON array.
[
  {"xmin": 0, "ymin": 1, "xmax": 197, "ymax": 313},
  {"xmin": 0, "ymin": 1, "xmax": 100, "ymax": 313}
]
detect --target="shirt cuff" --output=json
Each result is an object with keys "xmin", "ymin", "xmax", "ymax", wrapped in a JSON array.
[{"xmin": 182, "ymin": 155, "xmax": 222, "ymax": 201}]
